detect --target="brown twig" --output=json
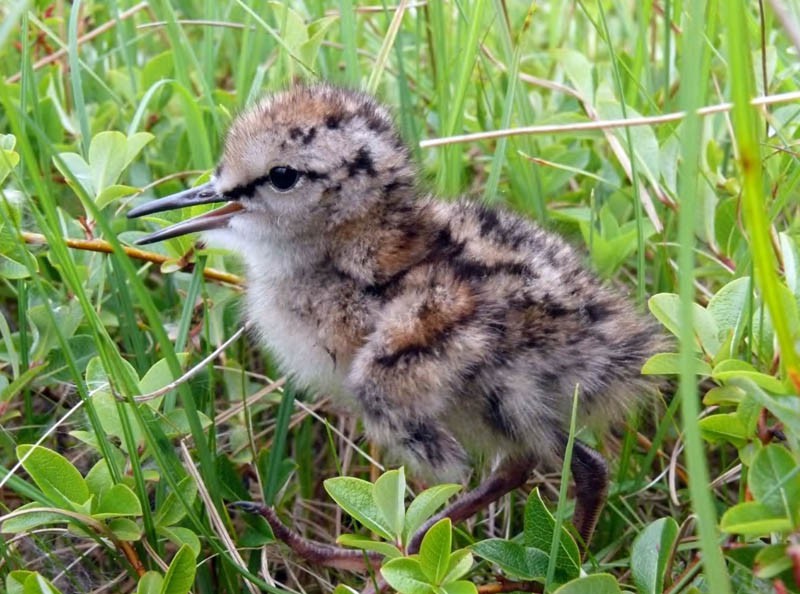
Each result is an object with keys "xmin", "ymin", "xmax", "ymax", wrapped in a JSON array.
[
  {"xmin": 21, "ymin": 231, "xmax": 243, "ymax": 287},
  {"xmin": 118, "ymin": 540, "xmax": 146, "ymax": 577}
]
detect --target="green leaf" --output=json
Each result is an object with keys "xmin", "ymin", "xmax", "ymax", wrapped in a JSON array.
[
  {"xmin": 754, "ymin": 543, "xmax": 793, "ymax": 579},
  {"xmin": 597, "ymin": 100, "xmax": 661, "ymax": 191},
  {"xmin": 702, "ymin": 385, "xmax": 746, "ymax": 406},
  {"xmin": 20, "ymin": 573, "xmax": 62, "ymax": 594},
  {"xmin": 17, "ymin": 444, "xmax": 89, "ymax": 508},
  {"xmin": 748, "ymin": 445, "xmax": 800, "ymax": 525},
  {"xmin": 404, "ymin": 483, "xmax": 461, "ymax": 544},
  {"xmin": 160, "ymin": 545, "xmax": 196, "ymax": 594},
  {"xmin": 648, "ymin": 293, "xmax": 720, "ymax": 354},
  {"xmin": 780, "ymin": 232, "xmax": 800, "ymax": 297},
  {"xmin": 552, "ymin": 574, "xmax": 622, "ymax": 594},
  {"xmin": 157, "ymin": 526, "xmax": 202, "ymax": 556},
  {"xmin": 87, "ymin": 131, "xmax": 153, "ymax": 197},
  {"xmin": 89, "ymin": 131, "xmax": 128, "ymax": 192},
  {"xmin": 300, "ymin": 15, "xmax": 338, "ymax": 66},
  {"xmin": 373, "ymin": 467, "xmax": 406, "ymax": 539},
  {"xmin": 7, "ymin": 571, "xmax": 35, "ymax": 594},
  {"xmin": 555, "ymin": 49, "xmax": 594, "ymax": 102},
  {"xmin": 470, "ymin": 539, "xmax": 548, "ymax": 581},
  {"xmin": 0, "ymin": 147, "xmax": 20, "ymax": 185},
  {"xmin": 0, "ymin": 365, "xmax": 46, "ymax": 404},
  {"xmin": 94, "ymin": 483, "xmax": 143, "ymax": 518},
  {"xmin": 697, "ymin": 413, "xmax": 749, "ymax": 448},
  {"xmin": 743, "ymin": 379, "xmax": 800, "ymax": 438},
  {"xmin": 136, "ymin": 572, "xmax": 163, "ymax": 594},
  {"xmin": 381, "ymin": 557, "xmax": 434, "ymax": 594},
  {"xmin": 337, "ymin": 534, "xmax": 402, "ymax": 559},
  {"xmin": 124, "ymin": 132, "xmax": 154, "ymax": 169},
  {"xmin": 108, "ymin": 517, "xmax": 143, "ymax": 541},
  {"xmin": 707, "ymin": 277, "xmax": 750, "ymax": 335},
  {"xmin": 153, "ymin": 476, "xmax": 197, "ymax": 527},
  {"xmin": 0, "ymin": 502, "xmax": 68, "ymax": 533},
  {"xmin": 324, "ymin": 476, "xmax": 394, "ymax": 539},
  {"xmin": 523, "ymin": 489, "xmax": 580, "ymax": 580},
  {"xmin": 642, "ymin": 352, "xmax": 712, "ymax": 376},
  {"xmin": 162, "ymin": 409, "xmax": 213, "ymax": 438},
  {"xmin": 85, "ymin": 459, "xmax": 115, "ymax": 499},
  {"xmin": 631, "ymin": 517, "xmax": 679, "ymax": 594},
  {"xmin": 443, "ymin": 549, "xmax": 474, "ymax": 583},
  {"xmin": 266, "ymin": 2, "xmax": 308, "ymax": 50},
  {"xmin": 440, "ymin": 581, "xmax": 478, "ymax": 594},
  {"xmin": 54, "ymin": 152, "xmax": 93, "ymax": 196},
  {"xmin": 138, "ymin": 354, "xmax": 190, "ymax": 400},
  {"xmin": 419, "ymin": 518, "xmax": 452, "ymax": 584},
  {"xmin": 712, "ymin": 359, "xmax": 786, "ymax": 393},
  {"xmin": 720, "ymin": 501, "xmax": 793, "ymax": 535},
  {"xmin": 92, "ymin": 390, "xmax": 144, "ymax": 453},
  {"xmin": 736, "ymin": 391, "xmax": 762, "ymax": 439},
  {"xmin": 95, "ymin": 184, "xmax": 138, "ymax": 209},
  {"xmin": 0, "ymin": 253, "xmax": 30, "ymax": 279},
  {"xmin": 332, "ymin": 586, "xmax": 360, "ymax": 594}
]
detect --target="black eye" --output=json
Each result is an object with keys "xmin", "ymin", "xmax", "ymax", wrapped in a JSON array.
[{"xmin": 268, "ymin": 166, "xmax": 300, "ymax": 191}]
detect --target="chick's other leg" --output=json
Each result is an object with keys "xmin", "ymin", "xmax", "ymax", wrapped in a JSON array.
[
  {"xmin": 407, "ymin": 439, "xmax": 609, "ymax": 554},
  {"xmin": 569, "ymin": 439, "xmax": 609, "ymax": 548},
  {"xmin": 407, "ymin": 455, "xmax": 535, "ymax": 554}
]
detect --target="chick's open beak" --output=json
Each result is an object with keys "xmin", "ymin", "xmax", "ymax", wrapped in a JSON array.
[{"xmin": 127, "ymin": 181, "xmax": 243, "ymax": 245}]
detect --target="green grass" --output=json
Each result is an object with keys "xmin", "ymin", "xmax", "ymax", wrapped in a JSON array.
[{"xmin": 1, "ymin": 1, "xmax": 800, "ymax": 593}]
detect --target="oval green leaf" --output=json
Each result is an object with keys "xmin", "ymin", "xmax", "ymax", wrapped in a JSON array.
[
  {"xmin": 523, "ymin": 489, "xmax": 580, "ymax": 579},
  {"xmin": 720, "ymin": 501, "xmax": 792, "ymax": 536},
  {"xmin": 17, "ymin": 445, "xmax": 89, "ymax": 508},
  {"xmin": 443, "ymin": 549, "xmax": 474, "ymax": 583},
  {"xmin": 631, "ymin": 517, "xmax": 679, "ymax": 594},
  {"xmin": 749, "ymin": 444, "xmax": 800, "ymax": 525},
  {"xmin": 160, "ymin": 545, "xmax": 196, "ymax": 594},
  {"xmin": 712, "ymin": 359, "xmax": 785, "ymax": 394},
  {"xmin": 553, "ymin": 574, "xmax": 622, "ymax": 594},
  {"xmin": 697, "ymin": 413, "xmax": 749, "ymax": 448},
  {"xmin": 324, "ymin": 476, "xmax": 393, "ymax": 539},
  {"xmin": 381, "ymin": 557, "xmax": 434, "ymax": 594},
  {"xmin": 441, "ymin": 581, "xmax": 478, "ymax": 594},
  {"xmin": 108, "ymin": 517, "xmax": 143, "ymax": 541},
  {"xmin": 471, "ymin": 539, "xmax": 548, "ymax": 581},
  {"xmin": 136, "ymin": 572, "xmax": 163, "ymax": 594},
  {"xmin": 419, "ymin": 518, "xmax": 452, "ymax": 584},
  {"xmin": 404, "ymin": 483, "xmax": 461, "ymax": 545},
  {"xmin": 95, "ymin": 483, "xmax": 143, "ymax": 518},
  {"xmin": 373, "ymin": 468, "xmax": 406, "ymax": 539}
]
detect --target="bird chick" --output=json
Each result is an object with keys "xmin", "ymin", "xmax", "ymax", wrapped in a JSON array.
[{"xmin": 128, "ymin": 84, "xmax": 661, "ymax": 560}]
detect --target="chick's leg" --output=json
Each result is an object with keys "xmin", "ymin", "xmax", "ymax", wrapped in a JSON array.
[
  {"xmin": 407, "ymin": 455, "xmax": 535, "ymax": 553},
  {"xmin": 569, "ymin": 439, "xmax": 608, "ymax": 548},
  {"xmin": 409, "ymin": 438, "xmax": 610, "ymax": 554}
]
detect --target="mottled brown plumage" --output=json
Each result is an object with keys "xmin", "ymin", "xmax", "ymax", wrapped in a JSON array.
[{"xmin": 128, "ymin": 84, "xmax": 661, "ymax": 563}]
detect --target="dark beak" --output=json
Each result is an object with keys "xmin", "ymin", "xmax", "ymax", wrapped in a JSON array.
[{"xmin": 127, "ymin": 181, "xmax": 243, "ymax": 245}]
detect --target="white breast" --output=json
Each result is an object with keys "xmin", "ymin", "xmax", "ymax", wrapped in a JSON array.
[
  {"xmin": 245, "ymin": 285, "xmax": 348, "ymax": 396},
  {"xmin": 207, "ymin": 224, "xmax": 354, "ymax": 400}
]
